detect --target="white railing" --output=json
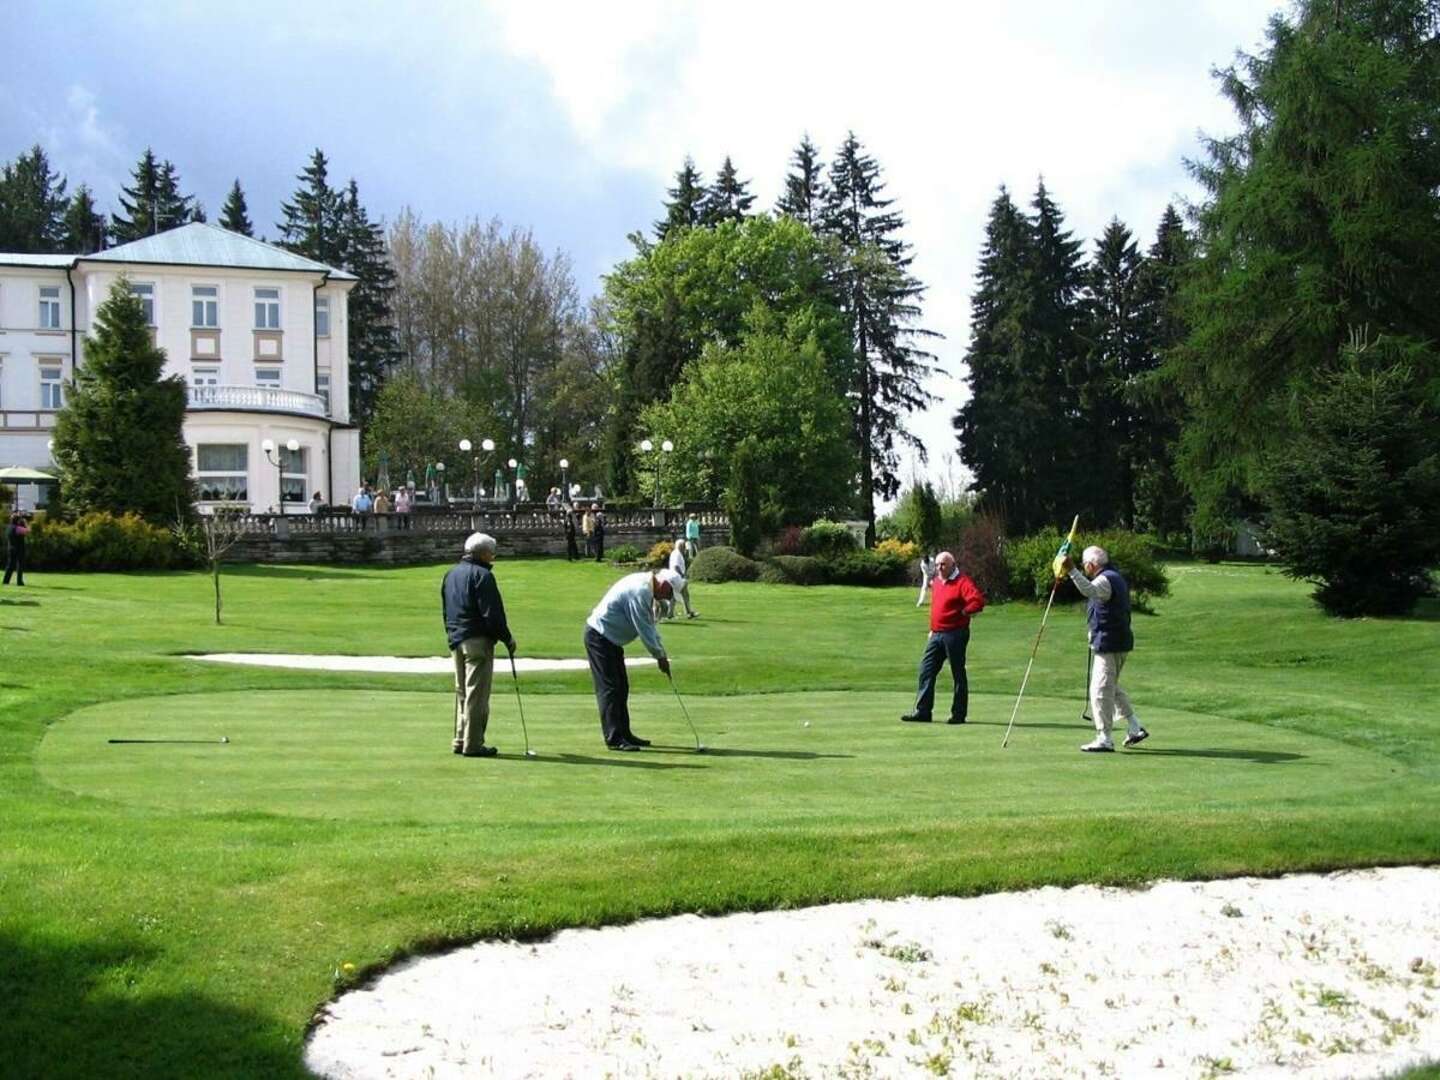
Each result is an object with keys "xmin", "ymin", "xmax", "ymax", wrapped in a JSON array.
[
  {"xmin": 220, "ymin": 509, "xmax": 729, "ymax": 537},
  {"xmin": 188, "ymin": 384, "xmax": 327, "ymax": 417}
]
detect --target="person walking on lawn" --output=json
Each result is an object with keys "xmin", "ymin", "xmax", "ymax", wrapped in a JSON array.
[
  {"xmin": 902, "ymin": 551, "xmax": 986, "ymax": 725},
  {"xmin": 441, "ymin": 532, "xmax": 516, "ymax": 758},
  {"xmin": 584, "ymin": 568, "xmax": 683, "ymax": 750},
  {"xmin": 1061, "ymin": 545, "xmax": 1147, "ymax": 753}
]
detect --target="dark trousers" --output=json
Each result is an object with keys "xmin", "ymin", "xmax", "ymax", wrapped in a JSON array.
[
  {"xmin": 3, "ymin": 547, "xmax": 22, "ymax": 586},
  {"xmin": 566, "ymin": 532, "xmax": 579, "ymax": 561},
  {"xmin": 584, "ymin": 625, "xmax": 631, "ymax": 746},
  {"xmin": 914, "ymin": 627, "xmax": 970, "ymax": 721},
  {"xmin": 593, "ymin": 529, "xmax": 605, "ymax": 562}
]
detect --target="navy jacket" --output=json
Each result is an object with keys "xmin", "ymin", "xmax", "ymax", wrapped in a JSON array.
[
  {"xmin": 1087, "ymin": 566, "xmax": 1133, "ymax": 654},
  {"xmin": 441, "ymin": 558, "xmax": 513, "ymax": 651}
]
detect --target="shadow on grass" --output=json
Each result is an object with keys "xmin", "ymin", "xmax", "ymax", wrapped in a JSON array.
[
  {"xmin": 1129, "ymin": 748, "xmax": 1307, "ymax": 765},
  {"xmin": 645, "ymin": 745, "xmax": 856, "ymax": 761},
  {"xmin": 224, "ymin": 564, "xmax": 388, "ymax": 582},
  {"xmin": 0, "ymin": 930, "xmax": 304, "ymax": 1079},
  {"xmin": 537, "ymin": 752, "xmax": 709, "ymax": 771},
  {"xmin": 0, "ymin": 598, "xmax": 40, "ymax": 607}
]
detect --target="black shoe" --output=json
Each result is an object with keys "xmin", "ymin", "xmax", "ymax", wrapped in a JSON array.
[
  {"xmin": 901, "ymin": 712, "xmax": 932, "ymax": 723},
  {"xmin": 452, "ymin": 745, "xmax": 463, "ymax": 755},
  {"xmin": 947, "ymin": 717, "xmax": 967, "ymax": 725},
  {"xmin": 607, "ymin": 741, "xmax": 640, "ymax": 752},
  {"xmin": 462, "ymin": 746, "xmax": 499, "ymax": 757},
  {"xmin": 627, "ymin": 735, "xmax": 652, "ymax": 747}
]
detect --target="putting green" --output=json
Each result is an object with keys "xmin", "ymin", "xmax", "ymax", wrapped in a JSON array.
[{"xmin": 37, "ymin": 690, "xmax": 1404, "ymax": 829}]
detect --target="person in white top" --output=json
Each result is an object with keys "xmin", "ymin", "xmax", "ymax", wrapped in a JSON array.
[
  {"xmin": 660, "ymin": 539, "xmax": 699, "ymax": 619},
  {"xmin": 916, "ymin": 553, "xmax": 937, "ymax": 607},
  {"xmin": 584, "ymin": 569, "xmax": 682, "ymax": 750}
]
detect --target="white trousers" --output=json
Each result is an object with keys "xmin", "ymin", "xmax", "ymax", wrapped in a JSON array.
[{"xmin": 1089, "ymin": 650, "xmax": 1139, "ymax": 739}]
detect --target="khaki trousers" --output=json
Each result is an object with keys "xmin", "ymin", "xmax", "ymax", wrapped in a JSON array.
[
  {"xmin": 1088, "ymin": 650, "xmax": 1139, "ymax": 739},
  {"xmin": 452, "ymin": 637, "xmax": 496, "ymax": 753}
]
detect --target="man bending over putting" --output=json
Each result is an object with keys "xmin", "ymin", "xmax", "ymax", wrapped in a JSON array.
[
  {"xmin": 1061, "ymin": 544, "xmax": 1147, "ymax": 753},
  {"xmin": 902, "ymin": 551, "xmax": 986, "ymax": 725},
  {"xmin": 584, "ymin": 568, "xmax": 684, "ymax": 751},
  {"xmin": 442, "ymin": 532, "xmax": 516, "ymax": 758}
]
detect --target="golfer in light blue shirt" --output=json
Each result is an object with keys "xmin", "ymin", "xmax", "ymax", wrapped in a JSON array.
[{"xmin": 583, "ymin": 569, "xmax": 683, "ymax": 750}]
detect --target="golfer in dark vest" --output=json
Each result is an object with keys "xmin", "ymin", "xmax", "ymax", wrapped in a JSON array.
[
  {"xmin": 1062, "ymin": 545, "xmax": 1147, "ymax": 753},
  {"xmin": 902, "ymin": 551, "xmax": 986, "ymax": 725},
  {"xmin": 441, "ymin": 532, "xmax": 516, "ymax": 758}
]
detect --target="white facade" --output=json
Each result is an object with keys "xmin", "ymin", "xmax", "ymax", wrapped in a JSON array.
[{"xmin": 0, "ymin": 224, "xmax": 361, "ymax": 512}]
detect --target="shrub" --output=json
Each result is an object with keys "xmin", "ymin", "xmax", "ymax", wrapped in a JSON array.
[
  {"xmin": 606, "ymin": 543, "xmax": 645, "ymax": 565},
  {"xmin": 875, "ymin": 537, "xmax": 921, "ymax": 564},
  {"xmin": 820, "ymin": 548, "xmax": 909, "ymax": 586},
  {"xmin": 689, "ymin": 545, "xmax": 761, "ymax": 583},
  {"xmin": 758, "ymin": 555, "xmax": 828, "ymax": 585},
  {"xmin": 646, "ymin": 540, "xmax": 674, "ymax": 569},
  {"xmin": 1005, "ymin": 528, "xmax": 1169, "ymax": 609},
  {"xmin": 881, "ymin": 482, "xmax": 945, "ymax": 550},
  {"xmin": 26, "ymin": 511, "xmax": 190, "ymax": 571},
  {"xmin": 772, "ymin": 525, "xmax": 806, "ymax": 556},
  {"xmin": 954, "ymin": 510, "xmax": 1009, "ymax": 601},
  {"xmin": 800, "ymin": 519, "xmax": 858, "ymax": 558}
]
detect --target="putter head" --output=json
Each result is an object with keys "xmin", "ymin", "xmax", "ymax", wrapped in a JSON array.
[{"xmin": 524, "ymin": 749, "xmax": 538, "ymax": 758}]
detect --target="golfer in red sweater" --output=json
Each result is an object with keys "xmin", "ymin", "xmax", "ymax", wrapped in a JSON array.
[{"xmin": 902, "ymin": 551, "xmax": 986, "ymax": 725}]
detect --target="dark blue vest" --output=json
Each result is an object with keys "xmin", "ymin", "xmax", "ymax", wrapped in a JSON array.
[{"xmin": 1087, "ymin": 566, "xmax": 1133, "ymax": 654}]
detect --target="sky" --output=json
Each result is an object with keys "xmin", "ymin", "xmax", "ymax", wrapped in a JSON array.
[{"xmin": 2, "ymin": 0, "xmax": 1278, "ymax": 505}]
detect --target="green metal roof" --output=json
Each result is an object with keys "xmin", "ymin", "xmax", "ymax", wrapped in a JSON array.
[{"xmin": 80, "ymin": 223, "xmax": 357, "ymax": 280}]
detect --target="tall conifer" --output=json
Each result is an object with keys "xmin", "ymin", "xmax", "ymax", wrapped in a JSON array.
[
  {"xmin": 699, "ymin": 156, "xmax": 755, "ymax": 225},
  {"xmin": 111, "ymin": 149, "xmax": 194, "ymax": 242},
  {"xmin": 339, "ymin": 179, "xmax": 399, "ymax": 426},
  {"xmin": 0, "ymin": 145, "xmax": 68, "ymax": 252},
  {"xmin": 278, "ymin": 149, "xmax": 345, "ymax": 265},
  {"xmin": 219, "ymin": 179, "xmax": 253, "ymax": 236},
  {"xmin": 654, "ymin": 157, "xmax": 706, "ymax": 239},
  {"xmin": 62, "ymin": 184, "xmax": 107, "ymax": 254},
  {"xmin": 776, "ymin": 134, "xmax": 827, "ymax": 228}
]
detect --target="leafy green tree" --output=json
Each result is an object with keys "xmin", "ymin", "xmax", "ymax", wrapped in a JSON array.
[
  {"xmin": 638, "ymin": 306, "xmax": 856, "ymax": 527},
  {"xmin": 724, "ymin": 438, "xmax": 763, "ymax": 557},
  {"xmin": 362, "ymin": 370, "xmax": 497, "ymax": 487},
  {"xmin": 219, "ymin": 179, "xmax": 253, "ymax": 236},
  {"xmin": 1169, "ymin": 0, "xmax": 1440, "ymax": 530},
  {"xmin": 776, "ymin": 134, "xmax": 827, "ymax": 228},
  {"xmin": 886, "ymin": 481, "xmax": 945, "ymax": 550},
  {"xmin": 111, "ymin": 149, "xmax": 195, "ymax": 242},
  {"xmin": 62, "ymin": 184, "xmax": 107, "ymax": 253},
  {"xmin": 51, "ymin": 278, "xmax": 194, "ymax": 522},
  {"xmin": 821, "ymin": 132, "xmax": 937, "ymax": 542},
  {"xmin": 0, "ymin": 144, "xmax": 68, "ymax": 252},
  {"xmin": 655, "ymin": 157, "xmax": 706, "ymax": 240},
  {"xmin": 1258, "ymin": 339, "xmax": 1440, "ymax": 617},
  {"xmin": 700, "ymin": 156, "xmax": 755, "ymax": 225}
]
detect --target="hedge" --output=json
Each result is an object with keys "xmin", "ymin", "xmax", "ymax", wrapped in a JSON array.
[
  {"xmin": 688, "ymin": 545, "xmax": 761, "ymax": 583},
  {"xmin": 758, "ymin": 555, "xmax": 828, "ymax": 586},
  {"xmin": 25, "ymin": 511, "xmax": 191, "ymax": 571},
  {"xmin": 1004, "ymin": 529, "xmax": 1169, "ymax": 609}
]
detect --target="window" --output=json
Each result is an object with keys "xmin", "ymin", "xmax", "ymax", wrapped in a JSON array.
[
  {"xmin": 281, "ymin": 445, "xmax": 308, "ymax": 506},
  {"xmin": 254, "ymin": 287, "xmax": 280, "ymax": 329},
  {"xmin": 40, "ymin": 365, "xmax": 64, "ymax": 409},
  {"xmin": 255, "ymin": 367, "xmax": 281, "ymax": 389},
  {"xmin": 196, "ymin": 444, "xmax": 248, "ymax": 502},
  {"xmin": 130, "ymin": 282, "xmax": 155, "ymax": 326},
  {"xmin": 315, "ymin": 296, "xmax": 330, "ymax": 337},
  {"xmin": 39, "ymin": 286, "xmax": 62, "ymax": 330},
  {"xmin": 316, "ymin": 373, "xmax": 331, "ymax": 415},
  {"xmin": 191, "ymin": 366, "xmax": 220, "ymax": 403},
  {"xmin": 192, "ymin": 285, "xmax": 219, "ymax": 328}
]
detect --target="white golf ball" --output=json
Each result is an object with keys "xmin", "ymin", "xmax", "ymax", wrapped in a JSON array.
[{"xmin": 802, "ymin": 721, "xmax": 811, "ymax": 728}]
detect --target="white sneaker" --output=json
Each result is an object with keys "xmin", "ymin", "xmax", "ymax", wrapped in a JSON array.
[
  {"xmin": 1080, "ymin": 737, "xmax": 1115, "ymax": 753},
  {"xmin": 1123, "ymin": 728, "xmax": 1149, "ymax": 747}
]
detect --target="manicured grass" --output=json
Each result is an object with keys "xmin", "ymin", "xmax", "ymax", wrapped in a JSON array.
[{"xmin": 2, "ymin": 558, "xmax": 1438, "ymax": 1077}]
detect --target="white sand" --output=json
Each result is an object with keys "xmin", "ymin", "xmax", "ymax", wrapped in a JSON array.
[
  {"xmin": 189, "ymin": 654, "xmax": 649, "ymax": 675},
  {"xmin": 305, "ymin": 866, "xmax": 1440, "ymax": 1079}
]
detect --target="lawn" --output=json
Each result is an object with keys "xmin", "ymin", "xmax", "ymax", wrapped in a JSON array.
[{"xmin": 1, "ymin": 558, "xmax": 1438, "ymax": 1077}]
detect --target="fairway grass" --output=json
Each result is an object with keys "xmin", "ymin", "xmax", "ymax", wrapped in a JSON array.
[{"xmin": 2, "ymin": 559, "xmax": 1438, "ymax": 1077}]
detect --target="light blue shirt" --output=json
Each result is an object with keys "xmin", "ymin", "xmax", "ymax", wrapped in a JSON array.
[{"xmin": 586, "ymin": 572, "xmax": 667, "ymax": 659}]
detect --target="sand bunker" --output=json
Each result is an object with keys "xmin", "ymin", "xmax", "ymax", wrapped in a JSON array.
[
  {"xmin": 189, "ymin": 653, "xmax": 648, "ymax": 675},
  {"xmin": 305, "ymin": 866, "xmax": 1440, "ymax": 1079}
]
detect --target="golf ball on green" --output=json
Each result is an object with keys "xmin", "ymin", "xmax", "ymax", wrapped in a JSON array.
[{"xmin": 803, "ymin": 721, "xmax": 810, "ymax": 728}]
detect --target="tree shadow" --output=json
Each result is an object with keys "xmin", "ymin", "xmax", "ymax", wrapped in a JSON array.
[
  {"xmin": 1, "ymin": 929, "xmax": 306, "ymax": 1078},
  {"xmin": 1, "ymin": 622, "xmax": 35, "ymax": 630},
  {"xmin": 1128, "ymin": 748, "xmax": 1307, "ymax": 765},
  {"xmin": 225, "ymin": 565, "xmax": 386, "ymax": 582},
  {"xmin": 0, "ymin": 598, "xmax": 41, "ymax": 607}
]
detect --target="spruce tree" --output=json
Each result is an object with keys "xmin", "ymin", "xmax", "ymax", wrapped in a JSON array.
[
  {"xmin": 51, "ymin": 277, "xmax": 194, "ymax": 522},
  {"xmin": 339, "ymin": 179, "xmax": 400, "ymax": 426},
  {"xmin": 776, "ymin": 134, "xmax": 827, "ymax": 228},
  {"xmin": 62, "ymin": 185, "xmax": 108, "ymax": 253},
  {"xmin": 820, "ymin": 132, "xmax": 937, "ymax": 542},
  {"xmin": 0, "ymin": 145, "xmax": 68, "ymax": 252},
  {"xmin": 699, "ymin": 156, "xmax": 755, "ymax": 226},
  {"xmin": 219, "ymin": 179, "xmax": 253, "ymax": 236},
  {"xmin": 111, "ymin": 149, "xmax": 195, "ymax": 242},
  {"xmin": 654, "ymin": 157, "xmax": 706, "ymax": 239},
  {"xmin": 277, "ymin": 149, "xmax": 345, "ymax": 265}
]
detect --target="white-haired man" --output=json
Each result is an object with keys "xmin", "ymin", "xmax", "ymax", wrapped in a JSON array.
[
  {"xmin": 584, "ymin": 567, "xmax": 683, "ymax": 750},
  {"xmin": 441, "ymin": 532, "xmax": 516, "ymax": 758},
  {"xmin": 902, "ymin": 551, "xmax": 986, "ymax": 725},
  {"xmin": 1061, "ymin": 545, "xmax": 1147, "ymax": 753}
]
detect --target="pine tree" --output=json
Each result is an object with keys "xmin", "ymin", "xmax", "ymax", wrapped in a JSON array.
[
  {"xmin": 776, "ymin": 134, "xmax": 827, "ymax": 228},
  {"xmin": 820, "ymin": 132, "xmax": 937, "ymax": 542},
  {"xmin": 699, "ymin": 156, "xmax": 755, "ymax": 226},
  {"xmin": 654, "ymin": 157, "xmax": 706, "ymax": 239},
  {"xmin": 277, "ymin": 149, "xmax": 345, "ymax": 265},
  {"xmin": 51, "ymin": 277, "xmax": 194, "ymax": 522},
  {"xmin": 339, "ymin": 179, "xmax": 400, "ymax": 426},
  {"xmin": 62, "ymin": 185, "xmax": 108, "ymax": 253},
  {"xmin": 0, "ymin": 144, "xmax": 68, "ymax": 253},
  {"xmin": 111, "ymin": 149, "xmax": 195, "ymax": 242},
  {"xmin": 219, "ymin": 179, "xmax": 253, "ymax": 236}
]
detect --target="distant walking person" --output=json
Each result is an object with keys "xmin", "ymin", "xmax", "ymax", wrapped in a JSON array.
[
  {"xmin": 584, "ymin": 568, "xmax": 683, "ymax": 750},
  {"xmin": 592, "ymin": 504, "xmax": 606, "ymax": 562},
  {"xmin": 667, "ymin": 538, "xmax": 698, "ymax": 619},
  {"xmin": 4, "ymin": 512, "xmax": 30, "ymax": 586},
  {"xmin": 902, "ymin": 551, "xmax": 985, "ymax": 725},
  {"xmin": 1062, "ymin": 545, "xmax": 1146, "ymax": 753},
  {"xmin": 582, "ymin": 505, "xmax": 595, "ymax": 558},
  {"xmin": 351, "ymin": 486, "xmax": 373, "ymax": 514},
  {"xmin": 915, "ymin": 553, "xmax": 937, "ymax": 607},
  {"xmin": 309, "ymin": 491, "xmax": 326, "ymax": 514},
  {"xmin": 685, "ymin": 513, "xmax": 701, "ymax": 553},
  {"xmin": 441, "ymin": 532, "xmax": 516, "ymax": 758},
  {"xmin": 564, "ymin": 508, "xmax": 579, "ymax": 561}
]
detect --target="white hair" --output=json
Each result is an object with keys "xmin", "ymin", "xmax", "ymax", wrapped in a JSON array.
[
  {"xmin": 464, "ymin": 532, "xmax": 497, "ymax": 557},
  {"xmin": 1082, "ymin": 545, "xmax": 1109, "ymax": 567}
]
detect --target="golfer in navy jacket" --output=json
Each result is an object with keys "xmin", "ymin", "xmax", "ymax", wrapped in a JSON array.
[
  {"xmin": 1062, "ymin": 545, "xmax": 1147, "ymax": 753},
  {"xmin": 902, "ymin": 551, "xmax": 986, "ymax": 725},
  {"xmin": 441, "ymin": 532, "xmax": 515, "ymax": 758}
]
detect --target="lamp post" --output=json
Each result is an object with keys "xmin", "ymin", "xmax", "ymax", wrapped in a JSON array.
[
  {"xmin": 559, "ymin": 458, "xmax": 570, "ymax": 505},
  {"xmin": 640, "ymin": 438, "xmax": 673, "ymax": 508},
  {"xmin": 261, "ymin": 437, "xmax": 300, "ymax": 515},
  {"xmin": 507, "ymin": 458, "xmax": 519, "ymax": 508},
  {"xmin": 435, "ymin": 461, "xmax": 446, "ymax": 505},
  {"xmin": 481, "ymin": 438, "xmax": 495, "ymax": 504}
]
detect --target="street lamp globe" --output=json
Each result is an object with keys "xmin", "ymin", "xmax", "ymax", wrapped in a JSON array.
[
  {"xmin": 482, "ymin": 438, "xmax": 495, "ymax": 452},
  {"xmin": 459, "ymin": 438, "xmax": 472, "ymax": 453},
  {"xmin": 640, "ymin": 438, "xmax": 653, "ymax": 453},
  {"xmin": 508, "ymin": 458, "xmax": 518, "ymax": 469},
  {"xmin": 559, "ymin": 458, "xmax": 569, "ymax": 470},
  {"xmin": 661, "ymin": 439, "xmax": 674, "ymax": 453},
  {"xmin": 286, "ymin": 438, "xmax": 300, "ymax": 453},
  {"xmin": 261, "ymin": 438, "xmax": 276, "ymax": 454}
]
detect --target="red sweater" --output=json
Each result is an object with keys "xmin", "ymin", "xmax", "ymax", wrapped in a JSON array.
[{"xmin": 930, "ymin": 572, "xmax": 986, "ymax": 632}]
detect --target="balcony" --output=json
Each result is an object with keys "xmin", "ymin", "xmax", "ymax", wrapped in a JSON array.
[{"xmin": 188, "ymin": 384, "xmax": 327, "ymax": 417}]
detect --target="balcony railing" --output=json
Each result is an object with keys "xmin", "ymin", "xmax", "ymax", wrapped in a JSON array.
[{"xmin": 188, "ymin": 384, "xmax": 327, "ymax": 417}]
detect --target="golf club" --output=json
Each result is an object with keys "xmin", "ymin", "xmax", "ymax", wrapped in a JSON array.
[
  {"xmin": 1002, "ymin": 515, "xmax": 1080, "ymax": 749},
  {"xmin": 507, "ymin": 650, "xmax": 537, "ymax": 758},
  {"xmin": 666, "ymin": 668, "xmax": 705, "ymax": 752},
  {"xmin": 109, "ymin": 737, "xmax": 230, "ymax": 744},
  {"xmin": 1081, "ymin": 649, "xmax": 1094, "ymax": 724}
]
